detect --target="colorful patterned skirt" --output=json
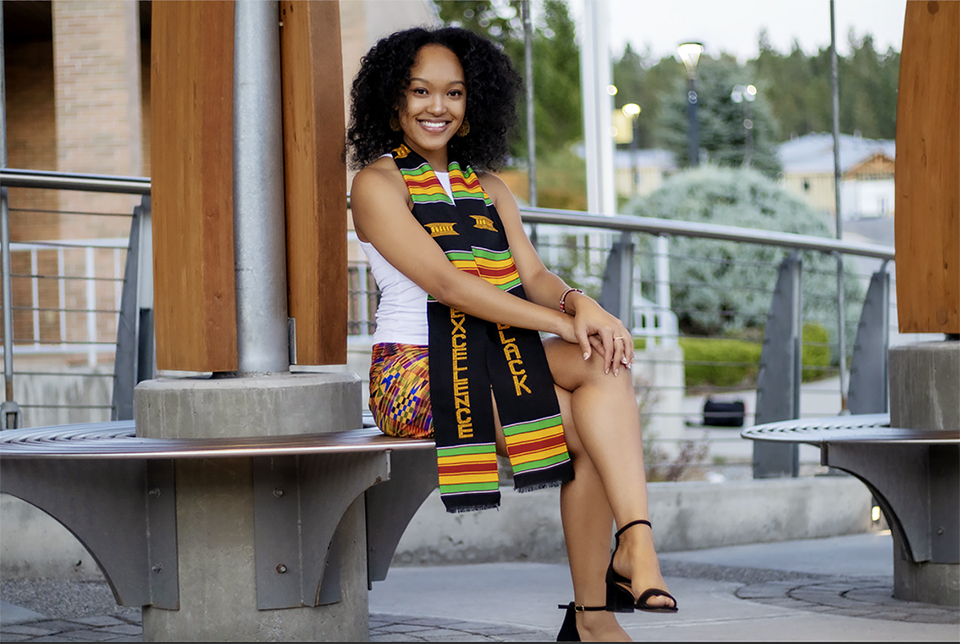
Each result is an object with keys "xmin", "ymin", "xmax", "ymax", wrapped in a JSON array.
[{"xmin": 369, "ymin": 342, "xmax": 434, "ymax": 439}]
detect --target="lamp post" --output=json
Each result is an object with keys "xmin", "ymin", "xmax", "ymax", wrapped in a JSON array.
[
  {"xmin": 731, "ymin": 83, "xmax": 757, "ymax": 167},
  {"xmin": 622, "ymin": 102, "xmax": 641, "ymax": 195},
  {"xmin": 677, "ymin": 42, "xmax": 703, "ymax": 167}
]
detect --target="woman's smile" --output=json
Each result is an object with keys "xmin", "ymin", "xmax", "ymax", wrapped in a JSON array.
[{"xmin": 417, "ymin": 119, "xmax": 452, "ymax": 133}]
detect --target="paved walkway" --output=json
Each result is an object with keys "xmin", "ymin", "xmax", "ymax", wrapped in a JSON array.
[{"xmin": 2, "ymin": 532, "xmax": 957, "ymax": 642}]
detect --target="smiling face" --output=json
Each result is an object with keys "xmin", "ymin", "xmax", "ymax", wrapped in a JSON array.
[{"xmin": 397, "ymin": 44, "xmax": 466, "ymax": 169}]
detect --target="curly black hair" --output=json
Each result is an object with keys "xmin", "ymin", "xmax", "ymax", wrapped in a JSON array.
[{"xmin": 346, "ymin": 26, "xmax": 522, "ymax": 172}]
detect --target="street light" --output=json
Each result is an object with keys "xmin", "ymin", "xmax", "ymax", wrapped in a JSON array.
[
  {"xmin": 677, "ymin": 42, "xmax": 703, "ymax": 167},
  {"xmin": 731, "ymin": 84, "xmax": 757, "ymax": 167},
  {"xmin": 622, "ymin": 103, "xmax": 641, "ymax": 194}
]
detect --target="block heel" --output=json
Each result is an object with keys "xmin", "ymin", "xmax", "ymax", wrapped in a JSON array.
[{"xmin": 605, "ymin": 519, "xmax": 679, "ymax": 613}]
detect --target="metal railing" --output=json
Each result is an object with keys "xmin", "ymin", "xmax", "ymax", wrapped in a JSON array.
[
  {"xmin": 523, "ymin": 207, "xmax": 898, "ymax": 479},
  {"xmin": 346, "ymin": 204, "xmax": 900, "ymax": 479},
  {"xmin": 4, "ymin": 168, "xmax": 905, "ymax": 480},
  {"xmin": 1, "ymin": 169, "xmax": 151, "ymax": 429}
]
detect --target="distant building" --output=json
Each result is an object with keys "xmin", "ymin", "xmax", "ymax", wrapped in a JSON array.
[
  {"xmin": 613, "ymin": 148, "xmax": 677, "ymax": 199},
  {"xmin": 778, "ymin": 132, "xmax": 896, "ymax": 220}
]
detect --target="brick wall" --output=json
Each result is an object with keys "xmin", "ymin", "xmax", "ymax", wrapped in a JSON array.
[
  {"xmin": 52, "ymin": 0, "xmax": 143, "ymax": 241},
  {"xmin": 3, "ymin": 1, "xmax": 144, "ymax": 354}
]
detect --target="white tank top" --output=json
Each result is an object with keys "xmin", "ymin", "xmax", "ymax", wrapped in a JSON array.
[{"xmin": 358, "ymin": 169, "xmax": 454, "ymax": 345}]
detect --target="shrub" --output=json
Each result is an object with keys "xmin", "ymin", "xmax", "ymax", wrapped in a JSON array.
[
  {"xmin": 680, "ymin": 336, "xmax": 762, "ymax": 388},
  {"xmin": 801, "ymin": 322, "xmax": 831, "ymax": 382},
  {"xmin": 629, "ymin": 166, "xmax": 864, "ymax": 353},
  {"xmin": 658, "ymin": 321, "xmax": 833, "ymax": 389}
]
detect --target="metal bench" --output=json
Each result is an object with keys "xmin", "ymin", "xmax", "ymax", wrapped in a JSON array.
[
  {"xmin": 0, "ymin": 416, "xmax": 437, "ymax": 611},
  {"xmin": 742, "ymin": 413, "xmax": 959, "ymax": 603}
]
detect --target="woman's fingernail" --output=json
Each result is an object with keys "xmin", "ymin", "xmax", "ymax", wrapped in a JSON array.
[
  {"xmin": 615, "ymin": 368, "xmax": 620, "ymax": 376},
  {"xmin": 584, "ymin": 352, "xmax": 590, "ymax": 360}
]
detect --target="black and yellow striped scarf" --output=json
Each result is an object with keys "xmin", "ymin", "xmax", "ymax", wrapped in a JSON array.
[{"xmin": 392, "ymin": 144, "xmax": 574, "ymax": 513}]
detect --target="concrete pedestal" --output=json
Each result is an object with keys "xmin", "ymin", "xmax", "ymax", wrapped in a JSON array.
[
  {"xmin": 135, "ymin": 373, "xmax": 372, "ymax": 642},
  {"xmin": 888, "ymin": 341, "xmax": 959, "ymax": 607}
]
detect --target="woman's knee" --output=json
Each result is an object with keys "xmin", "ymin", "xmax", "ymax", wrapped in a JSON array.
[{"xmin": 544, "ymin": 337, "xmax": 633, "ymax": 391}]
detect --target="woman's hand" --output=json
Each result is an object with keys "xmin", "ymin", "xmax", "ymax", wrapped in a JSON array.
[{"xmin": 567, "ymin": 294, "xmax": 634, "ymax": 377}]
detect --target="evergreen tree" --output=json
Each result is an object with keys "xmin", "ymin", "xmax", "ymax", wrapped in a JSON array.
[
  {"xmin": 658, "ymin": 55, "xmax": 782, "ymax": 176},
  {"xmin": 753, "ymin": 29, "xmax": 899, "ymax": 140}
]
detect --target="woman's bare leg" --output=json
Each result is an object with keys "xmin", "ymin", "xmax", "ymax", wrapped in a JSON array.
[
  {"xmin": 543, "ymin": 336, "xmax": 674, "ymax": 611},
  {"xmin": 553, "ymin": 386, "xmax": 631, "ymax": 641},
  {"xmin": 493, "ymin": 390, "xmax": 628, "ymax": 641}
]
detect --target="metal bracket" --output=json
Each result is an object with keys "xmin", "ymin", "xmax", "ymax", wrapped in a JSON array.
[
  {"xmin": 365, "ymin": 448, "xmax": 439, "ymax": 585},
  {"xmin": 252, "ymin": 451, "xmax": 389, "ymax": 609},
  {"xmin": 754, "ymin": 253, "xmax": 802, "ymax": 478},
  {"xmin": 0, "ymin": 458, "xmax": 179, "ymax": 608},
  {"xmin": 823, "ymin": 442, "xmax": 959, "ymax": 564},
  {"xmin": 1, "ymin": 400, "xmax": 22, "ymax": 430}
]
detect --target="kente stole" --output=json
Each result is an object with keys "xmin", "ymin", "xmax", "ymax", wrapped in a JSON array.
[{"xmin": 392, "ymin": 144, "xmax": 575, "ymax": 513}]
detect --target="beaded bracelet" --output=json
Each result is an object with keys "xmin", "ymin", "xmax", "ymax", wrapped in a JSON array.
[{"xmin": 559, "ymin": 287, "xmax": 583, "ymax": 314}]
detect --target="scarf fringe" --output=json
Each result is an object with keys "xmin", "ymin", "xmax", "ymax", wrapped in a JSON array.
[
  {"xmin": 514, "ymin": 479, "xmax": 564, "ymax": 493},
  {"xmin": 514, "ymin": 461, "xmax": 575, "ymax": 493},
  {"xmin": 444, "ymin": 503, "xmax": 501, "ymax": 514}
]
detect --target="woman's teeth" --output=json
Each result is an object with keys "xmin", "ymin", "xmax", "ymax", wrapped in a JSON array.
[{"xmin": 420, "ymin": 120, "xmax": 448, "ymax": 132}]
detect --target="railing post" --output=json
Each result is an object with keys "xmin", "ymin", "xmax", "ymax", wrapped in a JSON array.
[
  {"xmin": 1, "ymin": 188, "xmax": 21, "ymax": 430},
  {"xmin": 754, "ymin": 252, "xmax": 802, "ymax": 478},
  {"xmin": 847, "ymin": 263, "xmax": 890, "ymax": 415},
  {"xmin": 136, "ymin": 197, "xmax": 154, "ymax": 384},
  {"xmin": 654, "ymin": 235, "xmax": 677, "ymax": 346},
  {"xmin": 30, "ymin": 249, "xmax": 39, "ymax": 350},
  {"xmin": 85, "ymin": 247, "xmax": 97, "ymax": 367},
  {"xmin": 0, "ymin": 3, "xmax": 19, "ymax": 430},
  {"xmin": 599, "ymin": 232, "xmax": 634, "ymax": 326},
  {"xmin": 112, "ymin": 196, "xmax": 154, "ymax": 420}
]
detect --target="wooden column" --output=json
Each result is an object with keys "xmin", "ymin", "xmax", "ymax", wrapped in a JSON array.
[
  {"xmin": 150, "ymin": 1, "xmax": 348, "ymax": 371},
  {"xmin": 151, "ymin": 1, "xmax": 238, "ymax": 372},
  {"xmin": 280, "ymin": 1, "xmax": 348, "ymax": 365},
  {"xmin": 895, "ymin": 0, "xmax": 960, "ymax": 334}
]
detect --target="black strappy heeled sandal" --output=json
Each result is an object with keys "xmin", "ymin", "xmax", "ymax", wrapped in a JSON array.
[
  {"xmin": 605, "ymin": 519, "xmax": 679, "ymax": 613},
  {"xmin": 556, "ymin": 602, "xmax": 607, "ymax": 641}
]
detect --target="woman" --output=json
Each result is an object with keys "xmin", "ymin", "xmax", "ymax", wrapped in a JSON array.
[{"xmin": 347, "ymin": 26, "xmax": 676, "ymax": 642}]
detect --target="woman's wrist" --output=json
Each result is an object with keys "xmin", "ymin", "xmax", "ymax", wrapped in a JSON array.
[{"xmin": 559, "ymin": 287, "xmax": 584, "ymax": 314}]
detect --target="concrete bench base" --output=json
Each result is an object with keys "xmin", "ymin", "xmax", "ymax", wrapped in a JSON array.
[{"xmin": 1, "ymin": 373, "xmax": 438, "ymax": 642}]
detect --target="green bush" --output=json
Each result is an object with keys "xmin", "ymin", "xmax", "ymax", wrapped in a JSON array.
[
  {"xmin": 628, "ymin": 167, "xmax": 864, "ymax": 353},
  {"xmin": 679, "ymin": 337, "xmax": 762, "ymax": 388},
  {"xmin": 645, "ymin": 322, "xmax": 832, "ymax": 389},
  {"xmin": 800, "ymin": 322, "xmax": 831, "ymax": 382}
]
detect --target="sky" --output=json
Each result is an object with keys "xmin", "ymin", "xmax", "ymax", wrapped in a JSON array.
[{"xmin": 568, "ymin": 0, "xmax": 908, "ymax": 62}]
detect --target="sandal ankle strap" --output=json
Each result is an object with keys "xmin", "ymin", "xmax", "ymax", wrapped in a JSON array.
[
  {"xmin": 557, "ymin": 603, "xmax": 606, "ymax": 612},
  {"xmin": 615, "ymin": 519, "xmax": 652, "ymax": 540}
]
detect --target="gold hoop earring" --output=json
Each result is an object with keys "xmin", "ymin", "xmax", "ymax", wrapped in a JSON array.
[
  {"xmin": 456, "ymin": 119, "xmax": 471, "ymax": 137},
  {"xmin": 389, "ymin": 114, "xmax": 401, "ymax": 132}
]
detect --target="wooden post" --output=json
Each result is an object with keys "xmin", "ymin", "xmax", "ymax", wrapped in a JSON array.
[
  {"xmin": 150, "ymin": 1, "xmax": 238, "ymax": 372},
  {"xmin": 894, "ymin": 0, "xmax": 960, "ymax": 334},
  {"xmin": 150, "ymin": 1, "xmax": 348, "ymax": 370},
  {"xmin": 280, "ymin": 1, "xmax": 348, "ymax": 365}
]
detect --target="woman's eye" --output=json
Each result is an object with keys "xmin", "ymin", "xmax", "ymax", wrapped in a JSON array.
[
  {"xmin": 449, "ymin": 90, "xmax": 463, "ymax": 98},
  {"xmin": 411, "ymin": 87, "xmax": 427, "ymax": 95}
]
